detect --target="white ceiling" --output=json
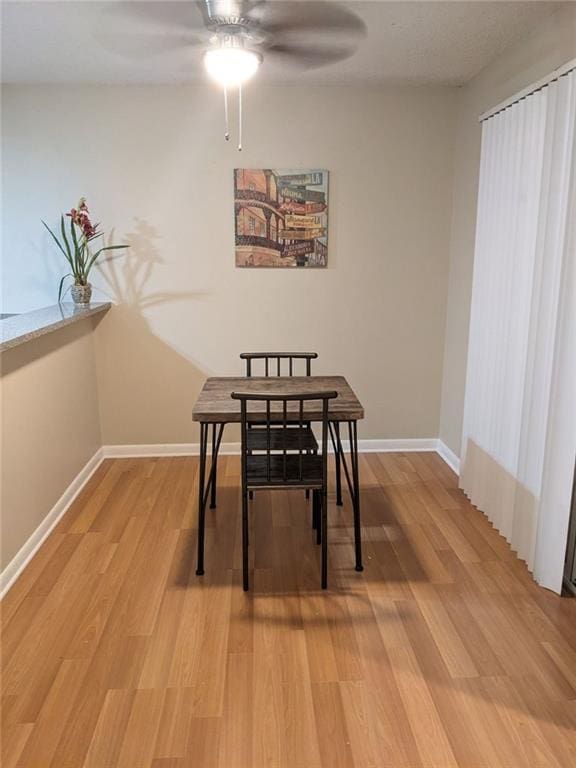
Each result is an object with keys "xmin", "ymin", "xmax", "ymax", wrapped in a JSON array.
[{"xmin": 1, "ymin": 1, "xmax": 565, "ymax": 86}]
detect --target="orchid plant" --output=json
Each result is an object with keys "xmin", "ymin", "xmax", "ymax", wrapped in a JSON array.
[{"xmin": 42, "ymin": 198, "xmax": 128, "ymax": 301}]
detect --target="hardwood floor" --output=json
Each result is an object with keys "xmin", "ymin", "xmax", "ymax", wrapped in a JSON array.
[{"xmin": 2, "ymin": 452, "xmax": 576, "ymax": 767}]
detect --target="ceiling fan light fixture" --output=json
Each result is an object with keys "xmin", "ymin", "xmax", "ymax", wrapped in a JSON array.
[{"xmin": 204, "ymin": 44, "xmax": 261, "ymax": 88}]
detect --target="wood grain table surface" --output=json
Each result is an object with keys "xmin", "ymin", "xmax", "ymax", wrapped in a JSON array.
[{"xmin": 192, "ymin": 376, "xmax": 364, "ymax": 423}]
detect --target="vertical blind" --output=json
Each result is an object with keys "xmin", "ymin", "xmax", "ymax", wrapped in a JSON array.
[{"xmin": 461, "ymin": 67, "xmax": 576, "ymax": 593}]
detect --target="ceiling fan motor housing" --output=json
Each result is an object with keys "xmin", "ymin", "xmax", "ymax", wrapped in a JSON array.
[
  {"xmin": 204, "ymin": 0, "xmax": 260, "ymax": 32},
  {"xmin": 204, "ymin": 0, "xmax": 267, "ymax": 53}
]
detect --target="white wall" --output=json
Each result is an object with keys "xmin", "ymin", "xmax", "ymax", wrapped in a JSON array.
[
  {"xmin": 439, "ymin": 4, "xmax": 576, "ymax": 457},
  {"xmin": 2, "ymin": 83, "xmax": 457, "ymax": 443}
]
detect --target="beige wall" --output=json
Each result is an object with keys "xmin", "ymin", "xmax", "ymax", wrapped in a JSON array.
[
  {"xmin": 439, "ymin": 5, "xmax": 576, "ymax": 457},
  {"xmin": 3, "ymin": 84, "xmax": 458, "ymax": 444},
  {"xmin": 1, "ymin": 320, "xmax": 102, "ymax": 568}
]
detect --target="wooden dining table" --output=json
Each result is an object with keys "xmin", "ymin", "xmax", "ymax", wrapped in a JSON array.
[{"xmin": 192, "ymin": 375, "xmax": 365, "ymax": 578}]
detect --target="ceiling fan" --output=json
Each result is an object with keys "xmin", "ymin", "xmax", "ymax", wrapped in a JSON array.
[{"xmin": 100, "ymin": 1, "xmax": 366, "ymax": 149}]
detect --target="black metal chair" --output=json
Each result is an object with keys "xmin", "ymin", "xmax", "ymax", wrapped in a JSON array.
[
  {"xmin": 240, "ymin": 352, "xmax": 344, "ymax": 507},
  {"xmin": 240, "ymin": 352, "xmax": 319, "ymax": 501},
  {"xmin": 231, "ymin": 390, "xmax": 337, "ymax": 591},
  {"xmin": 204, "ymin": 353, "xmax": 320, "ymax": 512},
  {"xmin": 240, "ymin": 352, "xmax": 318, "ymax": 377}
]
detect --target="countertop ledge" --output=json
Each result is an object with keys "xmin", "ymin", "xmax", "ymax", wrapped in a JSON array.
[{"xmin": 0, "ymin": 302, "xmax": 111, "ymax": 353}]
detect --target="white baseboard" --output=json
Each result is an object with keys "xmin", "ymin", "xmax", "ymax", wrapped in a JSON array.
[
  {"xmin": 103, "ymin": 442, "xmax": 240, "ymax": 458},
  {"xmin": 1, "ymin": 437, "xmax": 459, "ymax": 599},
  {"xmin": 102, "ymin": 438, "xmax": 439, "ymax": 458},
  {"xmin": 435, "ymin": 439, "xmax": 461, "ymax": 474},
  {"xmin": 0, "ymin": 448, "xmax": 104, "ymax": 600},
  {"xmin": 357, "ymin": 438, "xmax": 439, "ymax": 453}
]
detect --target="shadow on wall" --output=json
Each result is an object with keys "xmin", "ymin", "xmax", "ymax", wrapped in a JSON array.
[{"xmin": 93, "ymin": 218, "xmax": 209, "ymax": 446}]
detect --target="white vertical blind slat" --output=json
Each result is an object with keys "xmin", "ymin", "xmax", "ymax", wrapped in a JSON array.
[
  {"xmin": 461, "ymin": 69, "xmax": 576, "ymax": 592},
  {"xmin": 534, "ymin": 73, "xmax": 576, "ymax": 588}
]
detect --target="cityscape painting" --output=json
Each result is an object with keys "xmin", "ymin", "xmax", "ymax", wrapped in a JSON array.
[{"xmin": 234, "ymin": 169, "xmax": 329, "ymax": 267}]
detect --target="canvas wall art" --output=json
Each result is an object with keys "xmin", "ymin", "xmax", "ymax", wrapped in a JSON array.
[{"xmin": 234, "ymin": 169, "xmax": 329, "ymax": 267}]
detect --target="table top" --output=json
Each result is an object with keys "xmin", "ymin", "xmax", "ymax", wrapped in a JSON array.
[{"xmin": 192, "ymin": 376, "xmax": 364, "ymax": 423}]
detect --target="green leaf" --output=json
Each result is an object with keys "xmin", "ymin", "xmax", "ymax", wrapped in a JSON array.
[
  {"xmin": 58, "ymin": 273, "xmax": 72, "ymax": 302},
  {"xmin": 83, "ymin": 248, "xmax": 103, "ymax": 278},
  {"xmin": 42, "ymin": 219, "xmax": 73, "ymax": 269},
  {"xmin": 84, "ymin": 244, "xmax": 128, "ymax": 278},
  {"xmin": 59, "ymin": 215, "xmax": 72, "ymax": 261}
]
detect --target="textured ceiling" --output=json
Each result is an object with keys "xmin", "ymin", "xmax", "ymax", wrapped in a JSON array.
[{"xmin": 1, "ymin": 1, "xmax": 565, "ymax": 86}]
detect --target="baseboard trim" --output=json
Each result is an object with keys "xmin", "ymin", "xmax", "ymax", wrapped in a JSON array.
[
  {"xmin": 0, "ymin": 448, "xmax": 105, "ymax": 599},
  {"xmin": 103, "ymin": 443, "xmax": 241, "ymax": 457},
  {"xmin": 436, "ymin": 440, "xmax": 461, "ymax": 475},
  {"xmin": 357, "ymin": 438, "xmax": 439, "ymax": 453},
  {"xmin": 102, "ymin": 438, "xmax": 440, "ymax": 458}
]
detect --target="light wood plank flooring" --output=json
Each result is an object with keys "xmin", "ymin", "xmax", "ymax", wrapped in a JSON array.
[{"xmin": 2, "ymin": 452, "xmax": 576, "ymax": 767}]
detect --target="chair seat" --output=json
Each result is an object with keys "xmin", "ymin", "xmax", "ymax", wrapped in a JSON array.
[
  {"xmin": 246, "ymin": 453, "xmax": 323, "ymax": 489},
  {"xmin": 246, "ymin": 425, "xmax": 318, "ymax": 452}
]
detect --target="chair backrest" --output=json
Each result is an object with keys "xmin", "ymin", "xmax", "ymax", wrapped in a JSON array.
[
  {"xmin": 231, "ymin": 390, "xmax": 337, "ymax": 486},
  {"xmin": 240, "ymin": 352, "xmax": 318, "ymax": 377}
]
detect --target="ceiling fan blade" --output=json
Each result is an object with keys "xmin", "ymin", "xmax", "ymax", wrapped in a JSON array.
[
  {"xmin": 249, "ymin": 1, "xmax": 366, "ymax": 38},
  {"xmin": 106, "ymin": 1, "xmax": 207, "ymax": 36},
  {"xmin": 95, "ymin": 3, "xmax": 206, "ymax": 60},
  {"xmin": 266, "ymin": 41, "xmax": 356, "ymax": 70},
  {"xmin": 97, "ymin": 31, "xmax": 204, "ymax": 60}
]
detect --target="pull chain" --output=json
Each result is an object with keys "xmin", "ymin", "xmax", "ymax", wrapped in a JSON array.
[
  {"xmin": 222, "ymin": 84, "xmax": 244, "ymax": 151},
  {"xmin": 223, "ymin": 86, "xmax": 229, "ymax": 141},
  {"xmin": 238, "ymin": 84, "xmax": 243, "ymax": 152}
]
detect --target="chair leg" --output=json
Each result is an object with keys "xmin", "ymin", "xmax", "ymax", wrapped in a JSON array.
[
  {"xmin": 321, "ymin": 490, "xmax": 328, "ymax": 589},
  {"xmin": 242, "ymin": 491, "xmax": 249, "ymax": 591},
  {"xmin": 312, "ymin": 490, "xmax": 321, "ymax": 544},
  {"xmin": 249, "ymin": 490, "xmax": 253, "ymax": 501},
  {"xmin": 312, "ymin": 490, "xmax": 317, "ymax": 531}
]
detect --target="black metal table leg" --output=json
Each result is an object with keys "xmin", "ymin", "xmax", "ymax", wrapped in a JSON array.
[
  {"xmin": 348, "ymin": 420, "xmax": 364, "ymax": 572},
  {"xmin": 196, "ymin": 422, "xmax": 208, "ymax": 576},
  {"xmin": 210, "ymin": 423, "xmax": 218, "ymax": 509},
  {"xmin": 329, "ymin": 419, "xmax": 364, "ymax": 572},
  {"xmin": 328, "ymin": 421, "xmax": 343, "ymax": 506},
  {"xmin": 334, "ymin": 421, "xmax": 343, "ymax": 506},
  {"xmin": 196, "ymin": 422, "xmax": 225, "ymax": 577}
]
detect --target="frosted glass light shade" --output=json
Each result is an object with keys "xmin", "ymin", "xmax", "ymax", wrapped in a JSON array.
[{"xmin": 204, "ymin": 47, "xmax": 260, "ymax": 87}]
